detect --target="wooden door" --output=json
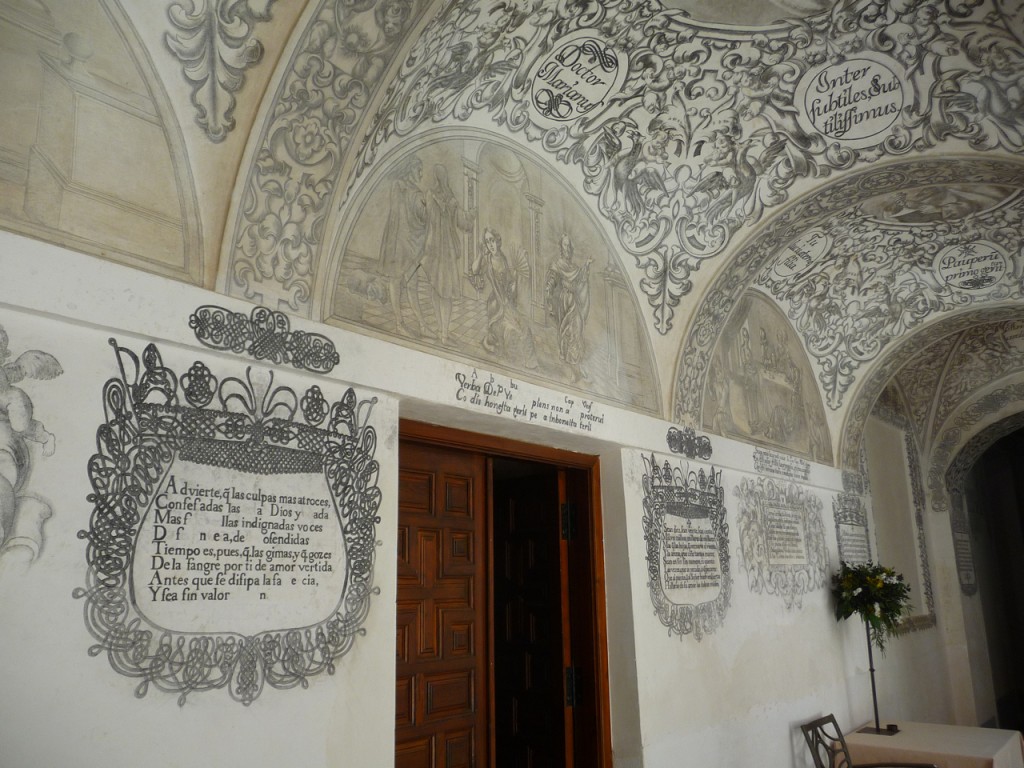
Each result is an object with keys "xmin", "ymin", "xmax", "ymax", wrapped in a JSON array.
[
  {"xmin": 396, "ymin": 440, "xmax": 488, "ymax": 768},
  {"xmin": 396, "ymin": 421, "xmax": 613, "ymax": 768},
  {"xmin": 492, "ymin": 460, "xmax": 567, "ymax": 767}
]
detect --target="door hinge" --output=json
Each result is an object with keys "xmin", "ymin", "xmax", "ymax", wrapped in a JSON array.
[
  {"xmin": 565, "ymin": 666, "xmax": 581, "ymax": 707},
  {"xmin": 561, "ymin": 502, "xmax": 576, "ymax": 541}
]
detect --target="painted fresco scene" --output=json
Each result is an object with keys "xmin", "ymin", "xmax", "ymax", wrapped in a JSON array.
[
  {"xmin": 0, "ymin": 0, "xmax": 200, "ymax": 282},
  {"xmin": 702, "ymin": 292, "xmax": 832, "ymax": 464},
  {"xmin": 330, "ymin": 137, "xmax": 660, "ymax": 414}
]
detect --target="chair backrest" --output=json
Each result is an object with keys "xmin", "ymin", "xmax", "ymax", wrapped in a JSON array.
[{"xmin": 801, "ymin": 714, "xmax": 854, "ymax": 768}]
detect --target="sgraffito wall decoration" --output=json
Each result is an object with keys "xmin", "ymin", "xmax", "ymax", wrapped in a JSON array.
[
  {"xmin": 224, "ymin": 0, "xmax": 425, "ymax": 313},
  {"xmin": 929, "ymin": 379, "xmax": 1024, "ymax": 517},
  {"xmin": 675, "ymin": 159, "xmax": 1024, "ymax": 453},
  {"xmin": 75, "ymin": 340, "xmax": 381, "ymax": 704},
  {"xmin": 702, "ymin": 292, "xmax": 832, "ymax": 463},
  {"xmin": 0, "ymin": 0, "xmax": 202, "ymax": 283},
  {"xmin": 734, "ymin": 476, "xmax": 828, "ymax": 610},
  {"xmin": 165, "ymin": 0, "xmax": 278, "ymax": 143},
  {"xmin": 641, "ymin": 454, "xmax": 730, "ymax": 640},
  {"xmin": 190, "ymin": 305, "xmax": 340, "ymax": 373},
  {"xmin": 350, "ymin": 0, "xmax": 1024, "ymax": 334},
  {"xmin": 0, "ymin": 322, "xmax": 62, "ymax": 566},
  {"xmin": 753, "ymin": 189, "xmax": 1024, "ymax": 411},
  {"xmin": 666, "ymin": 426, "xmax": 712, "ymax": 459},
  {"xmin": 867, "ymin": 386, "xmax": 936, "ymax": 626},
  {"xmin": 328, "ymin": 135, "xmax": 661, "ymax": 413},
  {"xmin": 838, "ymin": 305, "xmax": 1022, "ymax": 470},
  {"xmin": 897, "ymin": 319, "xmax": 1024, "ymax": 447},
  {"xmin": 833, "ymin": 469, "xmax": 871, "ymax": 565}
]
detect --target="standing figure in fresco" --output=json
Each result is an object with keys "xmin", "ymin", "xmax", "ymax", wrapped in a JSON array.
[
  {"xmin": 0, "ymin": 325, "xmax": 61, "ymax": 563},
  {"xmin": 545, "ymin": 234, "xmax": 592, "ymax": 383},
  {"xmin": 738, "ymin": 326, "xmax": 763, "ymax": 433},
  {"xmin": 378, "ymin": 156, "xmax": 428, "ymax": 336},
  {"xmin": 468, "ymin": 227, "xmax": 538, "ymax": 369},
  {"xmin": 419, "ymin": 163, "xmax": 475, "ymax": 346}
]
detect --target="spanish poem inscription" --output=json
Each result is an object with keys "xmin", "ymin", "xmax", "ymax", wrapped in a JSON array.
[
  {"xmin": 135, "ymin": 464, "xmax": 346, "ymax": 634},
  {"xmin": 642, "ymin": 455, "xmax": 731, "ymax": 640},
  {"xmin": 763, "ymin": 505, "xmax": 807, "ymax": 567},
  {"xmin": 661, "ymin": 504, "xmax": 722, "ymax": 605}
]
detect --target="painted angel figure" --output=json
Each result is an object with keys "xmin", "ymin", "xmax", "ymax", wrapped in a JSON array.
[{"xmin": 0, "ymin": 325, "xmax": 62, "ymax": 562}]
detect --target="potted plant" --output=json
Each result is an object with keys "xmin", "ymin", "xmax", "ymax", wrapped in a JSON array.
[{"xmin": 831, "ymin": 561, "xmax": 913, "ymax": 734}]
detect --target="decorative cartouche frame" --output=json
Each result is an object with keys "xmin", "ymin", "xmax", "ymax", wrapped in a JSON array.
[
  {"xmin": 75, "ymin": 340, "xmax": 380, "ymax": 705},
  {"xmin": 642, "ymin": 454, "xmax": 731, "ymax": 641}
]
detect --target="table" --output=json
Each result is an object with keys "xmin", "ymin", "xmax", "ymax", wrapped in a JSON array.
[{"xmin": 845, "ymin": 721, "xmax": 1024, "ymax": 768}]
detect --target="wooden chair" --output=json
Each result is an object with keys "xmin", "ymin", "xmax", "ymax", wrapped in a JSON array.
[{"xmin": 800, "ymin": 714, "xmax": 938, "ymax": 768}]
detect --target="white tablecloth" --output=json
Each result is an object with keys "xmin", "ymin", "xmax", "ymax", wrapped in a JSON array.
[{"xmin": 845, "ymin": 721, "xmax": 1024, "ymax": 768}]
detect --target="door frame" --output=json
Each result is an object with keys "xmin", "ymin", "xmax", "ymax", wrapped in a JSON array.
[{"xmin": 399, "ymin": 419, "xmax": 613, "ymax": 768}]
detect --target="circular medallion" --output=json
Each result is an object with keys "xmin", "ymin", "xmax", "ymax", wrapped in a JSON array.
[
  {"xmin": 772, "ymin": 229, "xmax": 831, "ymax": 280},
  {"xmin": 528, "ymin": 32, "xmax": 627, "ymax": 127},
  {"xmin": 934, "ymin": 242, "xmax": 1008, "ymax": 290},
  {"xmin": 796, "ymin": 54, "xmax": 906, "ymax": 148}
]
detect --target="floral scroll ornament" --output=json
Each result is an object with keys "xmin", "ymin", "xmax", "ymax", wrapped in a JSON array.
[
  {"xmin": 358, "ymin": 0, "xmax": 1024, "ymax": 334},
  {"xmin": 227, "ymin": 0, "xmax": 419, "ymax": 314},
  {"xmin": 165, "ymin": 0, "xmax": 278, "ymax": 143},
  {"xmin": 666, "ymin": 426, "xmax": 713, "ymax": 459},
  {"xmin": 76, "ymin": 340, "xmax": 380, "ymax": 704}
]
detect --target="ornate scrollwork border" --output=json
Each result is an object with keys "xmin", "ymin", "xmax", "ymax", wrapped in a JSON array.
[
  {"xmin": 734, "ymin": 476, "xmax": 828, "ymax": 610},
  {"xmin": 666, "ymin": 426, "xmax": 713, "ymax": 459},
  {"xmin": 642, "ymin": 454, "xmax": 731, "ymax": 641},
  {"xmin": 74, "ymin": 340, "xmax": 379, "ymax": 704},
  {"xmin": 190, "ymin": 304, "xmax": 340, "ymax": 374}
]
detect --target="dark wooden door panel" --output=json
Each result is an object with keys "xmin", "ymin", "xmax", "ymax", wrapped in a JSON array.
[
  {"xmin": 397, "ymin": 440, "xmax": 488, "ymax": 767},
  {"xmin": 396, "ymin": 421, "xmax": 612, "ymax": 768}
]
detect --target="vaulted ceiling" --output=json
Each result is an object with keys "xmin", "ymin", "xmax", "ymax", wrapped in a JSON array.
[{"xmin": 1, "ymin": 0, "xmax": 1022, "ymax": 476}]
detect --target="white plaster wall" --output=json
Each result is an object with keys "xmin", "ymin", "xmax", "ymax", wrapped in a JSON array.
[
  {"xmin": 621, "ymin": 448, "xmax": 957, "ymax": 768},
  {"xmin": 0, "ymin": 233, "xmax": 974, "ymax": 766},
  {"xmin": 0, "ymin": 237, "xmax": 399, "ymax": 768}
]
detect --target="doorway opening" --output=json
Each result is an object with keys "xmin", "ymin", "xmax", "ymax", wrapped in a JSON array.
[{"xmin": 395, "ymin": 421, "xmax": 611, "ymax": 768}]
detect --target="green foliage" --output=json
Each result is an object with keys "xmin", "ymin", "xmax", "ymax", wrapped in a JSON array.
[{"xmin": 831, "ymin": 561, "xmax": 912, "ymax": 653}]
